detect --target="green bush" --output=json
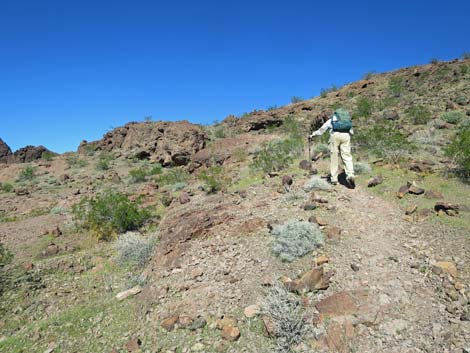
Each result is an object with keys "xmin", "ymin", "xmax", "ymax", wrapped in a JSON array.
[
  {"xmin": 115, "ymin": 232, "xmax": 156, "ymax": 268},
  {"xmin": 1, "ymin": 182, "xmax": 14, "ymax": 193},
  {"xmin": 42, "ymin": 151, "xmax": 55, "ymax": 161},
  {"xmin": 355, "ymin": 121, "xmax": 415, "ymax": 163},
  {"xmin": 251, "ymin": 137, "xmax": 304, "ymax": 173},
  {"xmin": 442, "ymin": 110, "xmax": 465, "ymax": 124},
  {"xmin": 460, "ymin": 65, "xmax": 468, "ymax": 76},
  {"xmin": 0, "ymin": 243, "xmax": 12, "ymax": 269},
  {"xmin": 282, "ymin": 115, "xmax": 302, "ymax": 138},
  {"xmin": 320, "ymin": 85, "xmax": 338, "ymax": 98},
  {"xmin": 156, "ymin": 168, "xmax": 189, "ymax": 186},
  {"xmin": 72, "ymin": 191, "xmax": 152, "ymax": 240},
  {"xmin": 405, "ymin": 105, "xmax": 432, "ymax": 125},
  {"xmin": 354, "ymin": 96, "xmax": 374, "ymax": 118},
  {"xmin": 96, "ymin": 153, "xmax": 114, "ymax": 171},
  {"xmin": 198, "ymin": 166, "xmax": 230, "ymax": 193},
  {"xmin": 129, "ymin": 167, "xmax": 148, "ymax": 183},
  {"xmin": 171, "ymin": 182, "xmax": 187, "ymax": 191},
  {"xmin": 270, "ymin": 220, "xmax": 324, "ymax": 262},
  {"xmin": 362, "ymin": 71, "xmax": 376, "ymax": 80},
  {"xmin": 445, "ymin": 127, "xmax": 470, "ymax": 181},
  {"xmin": 388, "ymin": 77, "xmax": 403, "ymax": 97},
  {"xmin": 213, "ymin": 126, "xmax": 226, "ymax": 139},
  {"xmin": 66, "ymin": 154, "xmax": 88, "ymax": 168},
  {"xmin": 312, "ymin": 143, "xmax": 329, "ymax": 155},
  {"xmin": 290, "ymin": 96, "xmax": 303, "ymax": 104},
  {"xmin": 18, "ymin": 166, "xmax": 36, "ymax": 181},
  {"xmin": 354, "ymin": 161, "xmax": 372, "ymax": 175},
  {"xmin": 148, "ymin": 163, "xmax": 163, "ymax": 176}
]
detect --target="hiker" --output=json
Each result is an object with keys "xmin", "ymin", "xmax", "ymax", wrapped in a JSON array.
[{"xmin": 309, "ymin": 108, "xmax": 355, "ymax": 187}]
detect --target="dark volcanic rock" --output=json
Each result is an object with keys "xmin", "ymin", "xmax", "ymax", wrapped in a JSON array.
[
  {"xmin": 78, "ymin": 120, "xmax": 207, "ymax": 166},
  {"xmin": 0, "ymin": 138, "xmax": 12, "ymax": 160},
  {"xmin": 1, "ymin": 145, "xmax": 55, "ymax": 164}
]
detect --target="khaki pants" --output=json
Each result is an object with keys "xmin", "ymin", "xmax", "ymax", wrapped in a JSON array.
[{"xmin": 329, "ymin": 132, "xmax": 354, "ymax": 183}]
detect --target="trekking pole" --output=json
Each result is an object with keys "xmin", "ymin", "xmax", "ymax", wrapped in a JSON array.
[{"xmin": 308, "ymin": 136, "xmax": 311, "ymax": 161}]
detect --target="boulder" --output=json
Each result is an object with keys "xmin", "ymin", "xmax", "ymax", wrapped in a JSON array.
[
  {"xmin": 408, "ymin": 182, "xmax": 425, "ymax": 195},
  {"xmin": 179, "ymin": 192, "xmax": 191, "ymax": 204},
  {"xmin": 124, "ymin": 338, "xmax": 142, "ymax": 352},
  {"xmin": 432, "ymin": 261, "xmax": 458, "ymax": 277},
  {"xmin": 326, "ymin": 226, "xmax": 342, "ymax": 239},
  {"xmin": 397, "ymin": 183, "xmax": 411, "ymax": 198},
  {"xmin": 221, "ymin": 325, "xmax": 241, "ymax": 341},
  {"xmin": 5, "ymin": 145, "xmax": 55, "ymax": 164},
  {"xmin": 367, "ymin": 176, "xmax": 383, "ymax": 187},
  {"xmin": 161, "ymin": 315, "xmax": 179, "ymax": 331},
  {"xmin": 383, "ymin": 110, "xmax": 400, "ymax": 121},
  {"xmin": 299, "ymin": 160, "xmax": 312, "ymax": 171},
  {"xmin": 244, "ymin": 305, "xmax": 260, "ymax": 318}
]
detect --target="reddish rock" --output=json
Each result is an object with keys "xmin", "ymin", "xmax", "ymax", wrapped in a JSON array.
[
  {"xmin": 315, "ymin": 290, "xmax": 369, "ymax": 319},
  {"xmin": 416, "ymin": 208, "xmax": 431, "ymax": 222},
  {"xmin": 408, "ymin": 183, "xmax": 425, "ymax": 195},
  {"xmin": 244, "ymin": 305, "xmax": 260, "ymax": 318},
  {"xmin": 283, "ymin": 267, "xmax": 331, "ymax": 293},
  {"xmin": 424, "ymin": 190, "xmax": 444, "ymax": 199},
  {"xmin": 124, "ymin": 338, "xmax": 142, "ymax": 352},
  {"xmin": 262, "ymin": 315, "xmax": 277, "ymax": 337},
  {"xmin": 179, "ymin": 192, "xmax": 191, "ymax": 204},
  {"xmin": 315, "ymin": 255, "xmax": 329, "ymax": 266},
  {"xmin": 161, "ymin": 315, "xmax": 179, "ymax": 331},
  {"xmin": 42, "ymin": 244, "xmax": 59, "ymax": 257},
  {"xmin": 326, "ymin": 226, "xmax": 342, "ymax": 239},
  {"xmin": 23, "ymin": 262, "xmax": 34, "ymax": 271},
  {"xmin": 433, "ymin": 261, "xmax": 458, "ymax": 277},
  {"xmin": 51, "ymin": 226, "xmax": 62, "ymax": 237},
  {"xmin": 221, "ymin": 325, "xmax": 240, "ymax": 341},
  {"xmin": 405, "ymin": 204, "xmax": 417, "ymax": 215},
  {"xmin": 282, "ymin": 175, "xmax": 293, "ymax": 187},
  {"xmin": 78, "ymin": 121, "xmax": 207, "ymax": 166},
  {"xmin": 397, "ymin": 183, "xmax": 411, "ymax": 198}
]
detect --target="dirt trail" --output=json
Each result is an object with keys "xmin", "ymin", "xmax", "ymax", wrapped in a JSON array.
[{"xmin": 319, "ymin": 185, "xmax": 469, "ymax": 352}]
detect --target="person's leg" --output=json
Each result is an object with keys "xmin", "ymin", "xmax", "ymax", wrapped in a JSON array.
[
  {"xmin": 330, "ymin": 134, "xmax": 340, "ymax": 183},
  {"xmin": 339, "ymin": 134, "xmax": 354, "ymax": 178}
]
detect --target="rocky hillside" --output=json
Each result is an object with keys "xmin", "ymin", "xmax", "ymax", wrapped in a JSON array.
[
  {"xmin": 0, "ymin": 139, "xmax": 56, "ymax": 164},
  {"xmin": 0, "ymin": 58, "xmax": 469, "ymax": 353}
]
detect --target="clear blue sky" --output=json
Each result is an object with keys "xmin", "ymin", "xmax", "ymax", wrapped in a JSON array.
[{"xmin": 1, "ymin": 0, "xmax": 469, "ymax": 153}]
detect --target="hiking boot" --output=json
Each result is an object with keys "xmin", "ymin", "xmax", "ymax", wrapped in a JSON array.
[{"xmin": 347, "ymin": 176, "xmax": 355, "ymax": 188}]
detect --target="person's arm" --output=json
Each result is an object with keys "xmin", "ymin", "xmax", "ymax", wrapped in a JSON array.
[{"xmin": 310, "ymin": 119, "xmax": 332, "ymax": 137}]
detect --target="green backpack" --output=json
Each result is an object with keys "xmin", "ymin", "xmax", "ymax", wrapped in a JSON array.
[{"xmin": 332, "ymin": 108, "xmax": 352, "ymax": 132}]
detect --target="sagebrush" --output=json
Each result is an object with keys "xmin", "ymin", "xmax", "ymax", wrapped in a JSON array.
[
  {"xmin": 445, "ymin": 127, "xmax": 470, "ymax": 182},
  {"xmin": 261, "ymin": 282, "xmax": 307, "ymax": 352},
  {"xmin": 115, "ymin": 232, "xmax": 156, "ymax": 268},
  {"xmin": 270, "ymin": 220, "xmax": 324, "ymax": 262}
]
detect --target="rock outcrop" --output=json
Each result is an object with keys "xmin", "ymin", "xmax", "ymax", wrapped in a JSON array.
[
  {"xmin": 78, "ymin": 120, "xmax": 207, "ymax": 166},
  {"xmin": 0, "ymin": 139, "xmax": 55, "ymax": 164}
]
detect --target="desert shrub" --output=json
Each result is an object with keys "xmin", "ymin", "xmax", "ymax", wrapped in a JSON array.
[
  {"xmin": 261, "ymin": 282, "xmax": 307, "ymax": 352},
  {"xmin": 267, "ymin": 105, "xmax": 278, "ymax": 111},
  {"xmin": 304, "ymin": 176, "xmax": 331, "ymax": 191},
  {"xmin": 320, "ymin": 85, "xmax": 338, "ymax": 98},
  {"xmin": 115, "ymin": 232, "xmax": 156, "ymax": 268},
  {"xmin": 0, "ymin": 243, "xmax": 12, "ymax": 269},
  {"xmin": 406, "ymin": 105, "xmax": 432, "ymax": 125},
  {"xmin": 18, "ymin": 166, "xmax": 36, "ymax": 181},
  {"xmin": 312, "ymin": 143, "xmax": 329, "ymax": 155},
  {"xmin": 290, "ymin": 96, "xmax": 303, "ymax": 104},
  {"xmin": 66, "ymin": 154, "xmax": 88, "ymax": 168},
  {"xmin": 1, "ymin": 182, "xmax": 14, "ymax": 193},
  {"xmin": 171, "ymin": 182, "xmax": 186, "ymax": 191},
  {"xmin": 72, "ymin": 191, "xmax": 151, "ymax": 240},
  {"xmin": 445, "ymin": 127, "xmax": 470, "ymax": 181},
  {"xmin": 213, "ymin": 126, "xmax": 226, "ymax": 139},
  {"xmin": 459, "ymin": 118, "xmax": 470, "ymax": 129},
  {"xmin": 354, "ymin": 161, "xmax": 372, "ymax": 175},
  {"xmin": 282, "ymin": 115, "xmax": 302, "ymax": 138},
  {"xmin": 460, "ymin": 65, "xmax": 469, "ymax": 76},
  {"xmin": 233, "ymin": 148, "xmax": 248, "ymax": 162},
  {"xmin": 198, "ymin": 166, "xmax": 230, "ymax": 193},
  {"xmin": 251, "ymin": 137, "xmax": 304, "ymax": 173},
  {"xmin": 148, "ymin": 163, "xmax": 163, "ymax": 176},
  {"xmin": 96, "ymin": 153, "xmax": 114, "ymax": 171},
  {"xmin": 442, "ymin": 110, "xmax": 465, "ymax": 124},
  {"xmin": 354, "ymin": 96, "xmax": 374, "ymax": 118},
  {"xmin": 42, "ymin": 151, "xmax": 54, "ymax": 161},
  {"xmin": 270, "ymin": 220, "xmax": 324, "ymax": 262},
  {"xmin": 430, "ymin": 58, "xmax": 439, "ymax": 64},
  {"xmin": 50, "ymin": 206, "xmax": 67, "ymax": 215},
  {"xmin": 129, "ymin": 167, "xmax": 148, "ymax": 183},
  {"xmin": 362, "ymin": 71, "xmax": 376, "ymax": 80},
  {"xmin": 388, "ymin": 77, "xmax": 403, "ymax": 97},
  {"xmin": 156, "ymin": 167, "xmax": 189, "ymax": 186},
  {"xmin": 461, "ymin": 52, "xmax": 470, "ymax": 60},
  {"xmin": 355, "ymin": 121, "xmax": 415, "ymax": 163}
]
